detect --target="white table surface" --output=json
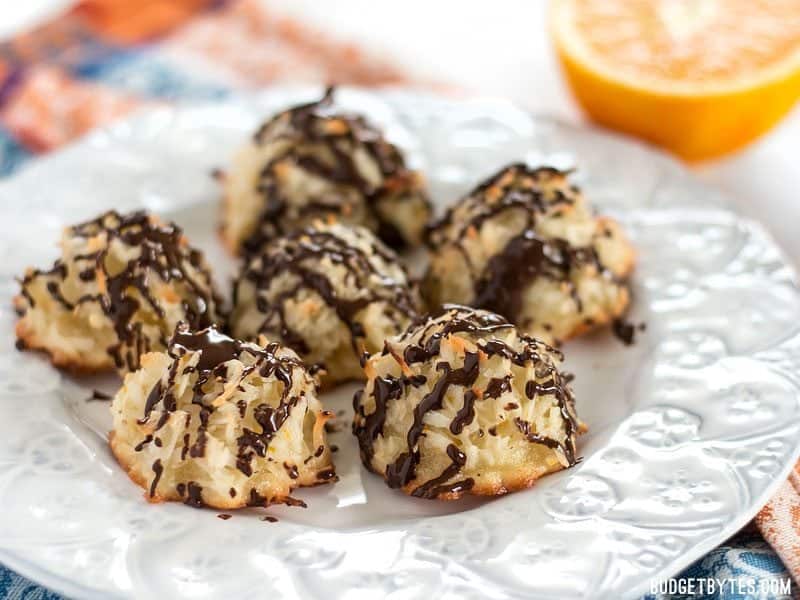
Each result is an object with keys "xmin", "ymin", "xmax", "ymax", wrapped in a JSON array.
[{"xmin": 0, "ymin": 0, "xmax": 73, "ymax": 39}]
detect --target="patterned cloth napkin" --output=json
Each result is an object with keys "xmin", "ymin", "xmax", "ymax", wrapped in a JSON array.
[
  {"xmin": 0, "ymin": 1, "xmax": 796, "ymax": 598},
  {"xmin": 758, "ymin": 464, "xmax": 800, "ymax": 581}
]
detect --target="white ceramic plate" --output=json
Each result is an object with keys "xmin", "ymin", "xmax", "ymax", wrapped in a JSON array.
[{"xmin": 1, "ymin": 86, "xmax": 799, "ymax": 600}]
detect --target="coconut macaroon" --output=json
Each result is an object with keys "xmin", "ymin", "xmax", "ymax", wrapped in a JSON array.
[
  {"xmin": 353, "ymin": 305, "xmax": 581, "ymax": 500},
  {"xmin": 231, "ymin": 221, "xmax": 423, "ymax": 387},
  {"xmin": 219, "ymin": 87, "xmax": 431, "ymax": 254},
  {"xmin": 424, "ymin": 164, "xmax": 635, "ymax": 345},
  {"xmin": 14, "ymin": 210, "xmax": 223, "ymax": 374},
  {"xmin": 110, "ymin": 324, "xmax": 336, "ymax": 509}
]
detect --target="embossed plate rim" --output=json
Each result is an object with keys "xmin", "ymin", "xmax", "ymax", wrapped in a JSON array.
[{"xmin": 1, "ymin": 85, "xmax": 799, "ymax": 600}]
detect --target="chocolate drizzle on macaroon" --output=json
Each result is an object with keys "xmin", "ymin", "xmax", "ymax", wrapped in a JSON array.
[
  {"xmin": 17, "ymin": 210, "xmax": 222, "ymax": 372},
  {"xmin": 234, "ymin": 224, "xmax": 420, "ymax": 361},
  {"xmin": 138, "ymin": 324, "xmax": 335, "ymax": 506},
  {"xmin": 353, "ymin": 305, "xmax": 580, "ymax": 500},
  {"xmin": 426, "ymin": 164, "xmax": 626, "ymax": 335},
  {"xmin": 239, "ymin": 87, "xmax": 430, "ymax": 253}
]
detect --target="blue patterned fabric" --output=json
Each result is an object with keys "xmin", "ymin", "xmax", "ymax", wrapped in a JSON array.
[
  {"xmin": 72, "ymin": 51, "xmax": 232, "ymax": 101},
  {"xmin": 642, "ymin": 528, "xmax": 793, "ymax": 600},
  {"xmin": 0, "ymin": 130, "xmax": 31, "ymax": 177},
  {"xmin": 0, "ymin": 27, "xmax": 239, "ymax": 599},
  {"xmin": 0, "ymin": 566, "xmax": 62, "ymax": 600}
]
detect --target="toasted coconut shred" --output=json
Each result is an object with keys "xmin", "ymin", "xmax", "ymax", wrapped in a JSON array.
[
  {"xmin": 231, "ymin": 221, "xmax": 423, "ymax": 387},
  {"xmin": 15, "ymin": 210, "xmax": 223, "ymax": 374},
  {"xmin": 219, "ymin": 86, "xmax": 431, "ymax": 255},
  {"xmin": 353, "ymin": 305, "xmax": 582, "ymax": 500},
  {"xmin": 110, "ymin": 324, "xmax": 336, "ymax": 510},
  {"xmin": 424, "ymin": 164, "xmax": 635, "ymax": 345}
]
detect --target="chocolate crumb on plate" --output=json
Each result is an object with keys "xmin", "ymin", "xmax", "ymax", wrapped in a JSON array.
[
  {"xmin": 612, "ymin": 318, "xmax": 646, "ymax": 346},
  {"xmin": 87, "ymin": 390, "xmax": 112, "ymax": 402}
]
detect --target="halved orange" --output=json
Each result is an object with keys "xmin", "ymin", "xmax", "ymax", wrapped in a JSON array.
[{"xmin": 550, "ymin": 0, "xmax": 800, "ymax": 161}]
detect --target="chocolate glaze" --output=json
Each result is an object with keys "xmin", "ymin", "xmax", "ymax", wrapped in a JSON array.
[
  {"xmin": 236, "ymin": 225, "xmax": 419, "ymax": 362},
  {"xmin": 137, "ymin": 324, "xmax": 332, "ymax": 506},
  {"xmin": 474, "ymin": 232, "xmax": 578, "ymax": 321},
  {"xmin": 171, "ymin": 326, "xmax": 243, "ymax": 371},
  {"xmin": 426, "ymin": 164, "xmax": 624, "ymax": 329},
  {"xmin": 247, "ymin": 489, "xmax": 307, "ymax": 509},
  {"xmin": 354, "ymin": 375, "xmax": 401, "ymax": 457},
  {"xmin": 142, "ymin": 381, "xmax": 163, "ymax": 423},
  {"xmin": 485, "ymin": 376, "xmax": 512, "ymax": 399},
  {"xmin": 134, "ymin": 435, "xmax": 154, "ymax": 452},
  {"xmin": 353, "ymin": 305, "xmax": 580, "ymax": 498},
  {"xmin": 240, "ymin": 87, "xmax": 429, "ymax": 252},
  {"xmin": 149, "ymin": 459, "xmax": 163, "ymax": 498},
  {"xmin": 87, "ymin": 389, "xmax": 112, "ymax": 402},
  {"xmin": 17, "ymin": 210, "xmax": 221, "ymax": 372},
  {"xmin": 612, "ymin": 318, "xmax": 645, "ymax": 346},
  {"xmin": 284, "ymin": 462, "xmax": 299, "ymax": 479},
  {"xmin": 185, "ymin": 481, "xmax": 204, "ymax": 508},
  {"xmin": 450, "ymin": 390, "xmax": 477, "ymax": 435},
  {"xmin": 317, "ymin": 467, "xmax": 337, "ymax": 481},
  {"xmin": 410, "ymin": 444, "xmax": 475, "ymax": 499},
  {"xmin": 514, "ymin": 417, "xmax": 562, "ymax": 451},
  {"xmin": 385, "ymin": 350, "xmax": 481, "ymax": 489}
]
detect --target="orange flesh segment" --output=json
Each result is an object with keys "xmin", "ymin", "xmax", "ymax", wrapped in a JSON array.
[{"xmin": 559, "ymin": 0, "xmax": 800, "ymax": 90}]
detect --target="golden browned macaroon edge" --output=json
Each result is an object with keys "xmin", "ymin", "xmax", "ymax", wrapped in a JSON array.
[
  {"xmin": 424, "ymin": 213, "xmax": 637, "ymax": 346},
  {"xmin": 108, "ymin": 372, "xmax": 337, "ymax": 510},
  {"xmin": 355, "ymin": 322, "xmax": 587, "ymax": 501},
  {"xmin": 109, "ymin": 430, "xmax": 336, "ymax": 509},
  {"xmin": 218, "ymin": 175, "xmax": 251, "ymax": 256},
  {"xmin": 552, "ymin": 215, "xmax": 636, "ymax": 344},
  {"xmin": 398, "ymin": 460, "xmax": 566, "ymax": 501},
  {"xmin": 14, "ymin": 300, "xmax": 115, "ymax": 374}
]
